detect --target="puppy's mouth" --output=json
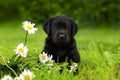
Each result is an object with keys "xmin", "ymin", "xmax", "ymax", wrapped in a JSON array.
[{"xmin": 53, "ymin": 40, "xmax": 69, "ymax": 47}]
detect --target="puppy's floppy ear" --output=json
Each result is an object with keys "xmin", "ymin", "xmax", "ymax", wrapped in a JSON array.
[
  {"xmin": 70, "ymin": 18, "xmax": 78, "ymax": 36},
  {"xmin": 43, "ymin": 18, "xmax": 52, "ymax": 34}
]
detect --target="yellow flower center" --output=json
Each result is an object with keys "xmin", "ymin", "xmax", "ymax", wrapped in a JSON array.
[
  {"xmin": 27, "ymin": 25, "xmax": 33, "ymax": 30},
  {"xmin": 24, "ymin": 74, "xmax": 30, "ymax": 80},
  {"xmin": 18, "ymin": 48, "xmax": 24, "ymax": 53},
  {"xmin": 41, "ymin": 55, "xmax": 46, "ymax": 60},
  {"xmin": 6, "ymin": 78, "xmax": 10, "ymax": 80}
]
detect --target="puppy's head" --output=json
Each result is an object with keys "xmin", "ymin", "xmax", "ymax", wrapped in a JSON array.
[{"xmin": 43, "ymin": 15, "xmax": 78, "ymax": 47}]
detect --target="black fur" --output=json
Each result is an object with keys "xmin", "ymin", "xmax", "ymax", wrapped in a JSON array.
[{"xmin": 42, "ymin": 15, "xmax": 80, "ymax": 70}]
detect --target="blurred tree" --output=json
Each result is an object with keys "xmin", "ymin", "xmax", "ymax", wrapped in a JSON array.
[
  {"xmin": 0, "ymin": 0, "xmax": 120, "ymax": 27},
  {"xmin": 0, "ymin": 0, "xmax": 20, "ymax": 21}
]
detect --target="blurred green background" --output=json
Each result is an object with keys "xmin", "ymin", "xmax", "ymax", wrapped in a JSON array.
[
  {"xmin": 0, "ymin": 0, "xmax": 120, "ymax": 27},
  {"xmin": 0, "ymin": 1, "xmax": 120, "ymax": 79}
]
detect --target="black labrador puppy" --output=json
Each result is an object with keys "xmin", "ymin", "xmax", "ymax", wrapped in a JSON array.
[{"xmin": 42, "ymin": 15, "xmax": 80, "ymax": 71}]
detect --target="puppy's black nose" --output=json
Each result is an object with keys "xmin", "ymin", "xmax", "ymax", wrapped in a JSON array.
[{"xmin": 59, "ymin": 34, "xmax": 65, "ymax": 39}]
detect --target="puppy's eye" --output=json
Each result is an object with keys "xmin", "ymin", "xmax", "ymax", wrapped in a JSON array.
[
  {"xmin": 65, "ymin": 28, "xmax": 70, "ymax": 32},
  {"xmin": 66, "ymin": 28, "xmax": 70, "ymax": 30}
]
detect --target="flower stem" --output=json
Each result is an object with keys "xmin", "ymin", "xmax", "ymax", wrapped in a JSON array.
[
  {"xmin": 0, "ymin": 55, "xmax": 18, "ymax": 77},
  {"xmin": 14, "ymin": 55, "xmax": 20, "ymax": 62},
  {"xmin": 24, "ymin": 31, "xmax": 28, "ymax": 45}
]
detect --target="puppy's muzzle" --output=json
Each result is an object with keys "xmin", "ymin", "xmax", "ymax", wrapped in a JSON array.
[
  {"xmin": 57, "ymin": 33, "xmax": 66, "ymax": 40},
  {"xmin": 59, "ymin": 34, "xmax": 65, "ymax": 39}
]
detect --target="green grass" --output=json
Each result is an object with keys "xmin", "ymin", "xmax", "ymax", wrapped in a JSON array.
[{"xmin": 0, "ymin": 21, "xmax": 120, "ymax": 80}]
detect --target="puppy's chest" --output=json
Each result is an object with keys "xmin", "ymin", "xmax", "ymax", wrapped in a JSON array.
[
  {"xmin": 52, "ymin": 49, "xmax": 70, "ymax": 57},
  {"xmin": 56, "ymin": 50, "xmax": 66, "ymax": 56},
  {"xmin": 51, "ymin": 49, "xmax": 70, "ymax": 63}
]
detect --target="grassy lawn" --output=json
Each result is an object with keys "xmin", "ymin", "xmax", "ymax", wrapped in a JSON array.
[{"xmin": 0, "ymin": 21, "xmax": 120, "ymax": 80}]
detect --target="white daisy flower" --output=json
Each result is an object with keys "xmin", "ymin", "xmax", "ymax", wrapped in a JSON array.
[
  {"xmin": 14, "ymin": 43, "xmax": 28, "ymax": 57},
  {"xmin": 19, "ymin": 69, "xmax": 35, "ymax": 80},
  {"xmin": 23, "ymin": 21, "xmax": 38, "ymax": 34},
  {"xmin": 46, "ymin": 55, "xmax": 54, "ymax": 66},
  {"xmin": 1, "ymin": 75, "xmax": 12, "ymax": 80},
  {"xmin": 69, "ymin": 63, "xmax": 78, "ymax": 73},
  {"xmin": 39, "ymin": 52, "xmax": 48, "ymax": 63},
  {"xmin": 48, "ymin": 55, "xmax": 53, "ymax": 61}
]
